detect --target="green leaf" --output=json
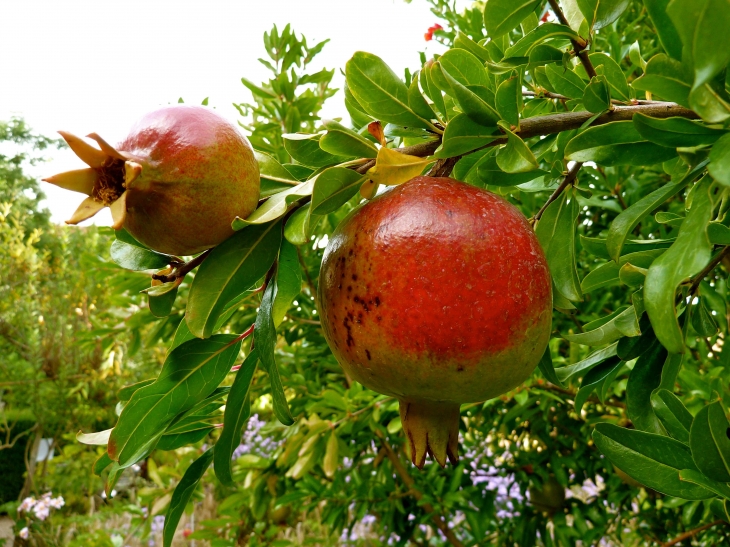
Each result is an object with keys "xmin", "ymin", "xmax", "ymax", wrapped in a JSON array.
[
  {"xmin": 110, "ymin": 231, "xmax": 172, "ymax": 271},
  {"xmin": 157, "ymin": 428, "xmax": 213, "ymax": 451},
  {"xmin": 535, "ymin": 187, "xmax": 583, "ymax": 302},
  {"xmin": 272, "ymin": 241, "xmax": 302, "ymax": 327},
  {"xmin": 645, "ymin": 178, "xmax": 713, "ymax": 353},
  {"xmin": 483, "ymin": 0, "xmax": 541, "ymax": 38},
  {"xmin": 108, "ymin": 335, "xmax": 241, "ymax": 468},
  {"xmin": 477, "ymin": 153, "xmax": 547, "ymax": 186},
  {"xmin": 236, "ymin": 180, "xmax": 314, "ymax": 228},
  {"xmin": 667, "ymin": 0, "xmax": 730, "ymax": 89},
  {"xmin": 496, "ymin": 123, "xmax": 539, "ymax": 173},
  {"xmin": 117, "ymin": 378, "xmax": 155, "ymax": 402},
  {"xmin": 581, "ymin": 249, "xmax": 665, "ymax": 293},
  {"xmin": 577, "ymin": 0, "xmax": 631, "ymax": 30},
  {"xmin": 617, "ymin": 315, "xmax": 657, "ymax": 360},
  {"xmin": 496, "ymin": 75, "xmax": 520, "ymax": 126},
  {"xmin": 255, "ymin": 281, "xmax": 294, "ymax": 426},
  {"xmin": 186, "ymin": 221, "xmax": 281, "ymax": 339},
  {"xmin": 632, "ymin": 54, "xmax": 691, "ymax": 105},
  {"xmin": 627, "ymin": 342, "xmax": 668, "ymax": 434},
  {"xmin": 556, "ymin": 343, "xmax": 618, "ymax": 382},
  {"xmin": 504, "ymin": 23, "xmax": 579, "ymax": 58},
  {"xmin": 320, "ymin": 120, "xmax": 378, "ymax": 159},
  {"xmin": 106, "ymin": 464, "xmax": 123, "ymax": 497},
  {"xmin": 583, "ymin": 76, "xmax": 612, "ymax": 113},
  {"xmin": 284, "ymin": 204, "xmax": 321, "ymax": 246},
  {"xmin": 592, "ymin": 423, "xmax": 713, "ymax": 499},
  {"xmin": 163, "ymin": 448, "xmax": 214, "ymax": 547},
  {"xmin": 689, "ymin": 400, "xmax": 730, "ymax": 482},
  {"xmin": 580, "ymin": 235, "xmax": 674, "ymax": 259},
  {"xmin": 346, "ymin": 52, "xmax": 434, "ymax": 129},
  {"xmin": 421, "ymin": 65, "xmax": 448, "ymax": 120},
  {"xmin": 564, "ymin": 306, "xmax": 639, "ymax": 346},
  {"xmin": 437, "ymin": 114, "xmax": 501, "ymax": 157},
  {"xmin": 587, "ymin": 53, "xmax": 631, "ymax": 101},
  {"xmin": 606, "ymin": 162, "xmax": 705, "ymax": 261},
  {"xmin": 537, "ymin": 347, "xmax": 563, "ymax": 387},
  {"xmin": 545, "ymin": 63, "xmax": 587, "ymax": 99},
  {"xmin": 93, "ymin": 453, "xmax": 113, "ymax": 476},
  {"xmin": 408, "ymin": 73, "xmax": 437, "ymax": 121},
  {"xmin": 574, "ymin": 357, "xmax": 622, "ymax": 412},
  {"xmin": 148, "ymin": 285, "xmax": 178, "ymax": 318},
  {"xmin": 633, "ymin": 113, "xmax": 727, "ymax": 147},
  {"xmin": 311, "ymin": 167, "xmax": 365, "ymax": 215},
  {"xmin": 651, "ymin": 389, "xmax": 693, "ymax": 443},
  {"xmin": 643, "ymin": 0, "xmax": 683, "ymax": 60},
  {"xmin": 565, "ymin": 121, "xmax": 677, "ymax": 166},
  {"xmin": 709, "ymin": 133, "xmax": 730, "ymax": 186},
  {"xmin": 439, "ymin": 48, "xmax": 491, "ymax": 87},
  {"xmin": 678, "ymin": 468, "xmax": 730, "ymax": 501},
  {"xmin": 454, "ymin": 32, "xmax": 491, "ymax": 62},
  {"xmin": 214, "ymin": 349, "xmax": 258, "ymax": 486},
  {"xmin": 691, "ymin": 296, "xmax": 718, "ymax": 337},
  {"xmin": 690, "ymin": 80, "xmax": 730, "ymax": 124},
  {"xmin": 282, "ymin": 133, "xmax": 349, "ymax": 168},
  {"xmin": 437, "ymin": 64, "xmax": 501, "ymax": 127},
  {"xmin": 255, "ymin": 150, "xmax": 300, "ymax": 197}
]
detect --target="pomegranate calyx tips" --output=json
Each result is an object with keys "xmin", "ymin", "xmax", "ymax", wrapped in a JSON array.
[
  {"xmin": 86, "ymin": 133, "xmax": 130, "ymax": 161},
  {"xmin": 57, "ymin": 131, "xmax": 108, "ymax": 168},
  {"xmin": 66, "ymin": 196, "xmax": 105, "ymax": 225},
  {"xmin": 399, "ymin": 400, "xmax": 459, "ymax": 469},
  {"xmin": 109, "ymin": 191, "xmax": 127, "ymax": 230},
  {"xmin": 124, "ymin": 161, "xmax": 143, "ymax": 187},
  {"xmin": 42, "ymin": 168, "xmax": 97, "ymax": 196}
]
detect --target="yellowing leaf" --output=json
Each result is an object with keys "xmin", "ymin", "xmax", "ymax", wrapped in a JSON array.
[{"xmin": 367, "ymin": 146, "xmax": 432, "ymax": 186}]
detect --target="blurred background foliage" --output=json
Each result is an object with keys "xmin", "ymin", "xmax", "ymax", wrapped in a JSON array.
[{"xmin": 1, "ymin": 1, "xmax": 730, "ymax": 546}]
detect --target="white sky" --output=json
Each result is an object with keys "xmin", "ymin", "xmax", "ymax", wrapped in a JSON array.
[{"xmin": 0, "ymin": 0, "xmax": 468, "ymax": 225}]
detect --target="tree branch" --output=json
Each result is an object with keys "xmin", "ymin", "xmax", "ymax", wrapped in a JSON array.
[
  {"xmin": 358, "ymin": 103, "xmax": 697, "ymax": 169},
  {"xmin": 532, "ymin": 162, "xmax": 584, "ymax": 223},
  {"xmin": 374, "ymin": 430, "xmax": 465, "ymax": 547},
  {"xmin": 662, "ymin": 520, "xmax": 726, "ymax": 547},
  {"xmin": 546, "ymin": 0, "xmax": 596, "ymax": 78},
  {"xmin": 688, "ymin": 246, "xmax": 730, "ymax": 296}
]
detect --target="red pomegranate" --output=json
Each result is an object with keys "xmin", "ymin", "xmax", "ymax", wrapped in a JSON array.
[
  {"xmin": 44, "ymin": 105, "xmax": 259, "ymax": 256},
  {"xmin": 318, "ymin": 177, "xmax": 552, "ymax": 468}
]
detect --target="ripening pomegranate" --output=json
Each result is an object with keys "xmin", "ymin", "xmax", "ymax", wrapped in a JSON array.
[
  {"xmin": 318, "ymin": 177, "xmax": 552, "ymax": 468},
  {"xmin": 44, "ymin": 105, "xmax": 260, "ymax": 256}
]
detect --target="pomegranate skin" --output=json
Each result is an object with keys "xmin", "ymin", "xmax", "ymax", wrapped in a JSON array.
[
  {"xmin": 318, "ymin": 177, "xmax": 552, "ymax": 466},
  {"xmin": 120, "ymin": 106, "xmax": 259, "ymax": 255}
]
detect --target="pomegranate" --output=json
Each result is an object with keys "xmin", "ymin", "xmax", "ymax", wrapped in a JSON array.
[
  {"xmin": 318, "ymin": 177, "xmax": 552, "ymax": 468},
  {"xmin": 44, "ymin": 105, "xmax": 259, "ymax": 256}
]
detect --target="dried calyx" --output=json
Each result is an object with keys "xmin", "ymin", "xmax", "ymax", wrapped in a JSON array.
[{"xmin": 43, "ymin": 131, "xmax": 142, "ymax": 230}]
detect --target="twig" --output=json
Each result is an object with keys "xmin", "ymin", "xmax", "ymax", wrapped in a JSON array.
[
  {"xmin": 687, "ymin": 246, "xmax": 730, "ymax": 296},
  {"xmin": 546, "ymin": 0, "xmax": 596, "ymax": 78},
  {"xmin": 662, "ymin": 520, "xmax": 726, "ymax": 547},
  {"xmin": 427, "ymin": 156, "xmax": 462, "ymax": 178},
  {"xmin": 374, "ymin": 430, "xmax": 465, "ymax": 547},
  {"xmin": 532, "ymin": 162, "xmax": 583, "ymax": 223},
  {"xmin": 152, "ymin": 249, "xmax": 212, "ymax": 283}
]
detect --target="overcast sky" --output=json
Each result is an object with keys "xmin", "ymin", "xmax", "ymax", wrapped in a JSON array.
[{"xmin": 0, "ymin": 0, "xmax": 469, "ymax": 225}]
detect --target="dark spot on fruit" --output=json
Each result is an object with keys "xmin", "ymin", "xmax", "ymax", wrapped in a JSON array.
[
  {"xmin": 445, "ymin": 209, "xmax": 454, "ymax": 217},
  {"xmin": 376, "ymin": 315, "xmax": 382, "ymax": 322},
  {"xmin": 348, "ymin": 249, "xmax": 354, "ymax": 256},
  {"xmin": 457, "ymin": 364, "xmax": 464, "ymax": 372},
  {"xmin": 365, "ymin": 349, "xmax": 372, "ymax": 360},
  {"xmin": 352, "ymin": 274, "xmax": 358, "ymax": 281},
  {"xmin": 347, "ymin": 286, "xmax": 352, "ymax": 292},
  {"xmin": 374, "ymin": 296, "xmax": 381, "ymax": 307}
]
